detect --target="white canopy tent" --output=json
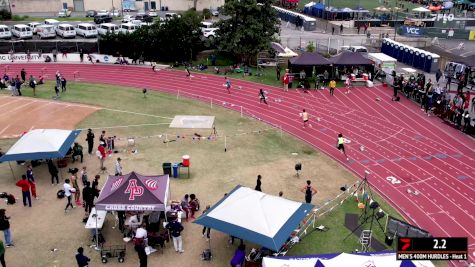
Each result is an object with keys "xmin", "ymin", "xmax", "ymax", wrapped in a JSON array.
[{"xmin": 412, "ymin": 7, "xmax": 431, "ymax": 12}]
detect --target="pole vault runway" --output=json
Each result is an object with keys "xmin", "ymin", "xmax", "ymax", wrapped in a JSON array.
[{"xmin": 6, "ymin": 64, "xmax": 475, "ymax": 265}]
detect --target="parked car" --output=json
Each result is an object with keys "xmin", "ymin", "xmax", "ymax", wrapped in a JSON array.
[
  {"xmin": 0, "ymin": 25, "xmax": 12, "ymax": 40},
  {"xmin": 122, "ymin": 15, "xmax": 134, "ymax": 23},
  {"xmin": 135, "ymin": 14, "xmax": 153, "ymax": 22},
  {"xmin": 119, "ymin": 23, "xmax": 139, "ymax": 34},
  {"xmin": 36, "ymin": 24, "xmax": 56, "ymax": 39},
  {"xmin": 110, "ymin": 10, "xmax": 120, "ymax": 17},
  {"xmin": 44, "ymin": 18, "xmax": 60, "ymax": 29},
  {"xmin": 211, "ymin": 9, "xmax": 219, "ymax": 16},
  {"xmin": 97, "ymin": 10, "xmax": 110, "ymax": 16},
  {"xmin": 97, "ymin": 23, "xmax": 119, "ymax": 36},
  {"xmin": 147, "ymin": 11, "xmax": 158, "ymax": 17},
  {"xmin": 202, "ymin": 28, "xmax": 217, "ymax": 38},
  {"xmin": 56, "ymin": 23, "xmax": 76, "ymax": 38},
  {"xmin": 58, "ymin": 9, "xmax": 72, "ymax": 17},
  {"xmin": 94, "ymin": 14, "xmax": 113, "ymax": 24},
  {"xmin": 85, "ymin": 10, "xmax": 97, "ymax": 17},
  {"xmin": 349, "ymin": 46, "xmax": 368, "ymax": 54},
  {"xmin": 75, "ymin": 23, "xmax": 98, "ymax": 38},
  {"xmin": 165, "ymin": 13, "xmax": 181, "ymax": 20},
  {"xmin": 27, "ymin": 22, "xmax": 41, "ymax": 34},
  {"xmin": 11, "ymin": 24, "xmax": 33, "ymax": 39},
  {"xmin": 130, "ymin": 20, "xmax": 143, "ymax": 26}
]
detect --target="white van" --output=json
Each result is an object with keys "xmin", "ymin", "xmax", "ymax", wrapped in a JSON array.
[
  {"xmin": 75, "ymin": 23, "xmax": 98, "ymax": 38},
  {"xmin": 27, "ymin": 22, "xmax": 41, "ymax": 34},
  {"xmin": 56, "ymin": 23, "xmax": 76, "ymax": 38},
  {"xmin": 11, "ymin": 24, "xmax": 33, "ymax": 39},
  {"xmin": 349, "ymin": 46, "xmax": 368, "ymax": 53},
  {"xmin": 0, "ymin": 25, "xmax": 12, "ymax": 40},
  {"xmin": 119, "ymin": 23, "xmax": 138, "ymax": 34},
  {"xmin": 44, "ymin": 19, "xmax": 60, "ymax": 29},
  {"xmin": 97, "ymin": 23, "xmax": 119, "ymax": 36},
  {"xmin": 36, "ymin": 24, "xmax": 56, "ymax": 39}
]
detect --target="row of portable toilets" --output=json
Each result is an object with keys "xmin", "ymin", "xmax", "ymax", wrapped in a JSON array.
[
  {"xmin": 381, "ymin": 38, "xmax": 440, "ymax": 73},
  {"xmin": 273, "ymin": 6, "xmax": 317, "ymax": 31}
]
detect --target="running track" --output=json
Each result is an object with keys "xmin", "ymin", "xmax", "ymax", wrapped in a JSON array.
[{"xmin": 6, "ymin": 64, "xmax": 475, "ymax": 265}]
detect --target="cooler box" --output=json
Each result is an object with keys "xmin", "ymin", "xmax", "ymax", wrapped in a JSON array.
[
  {"xmin": 362, "ymin": 74, "xmax": 368, "ymax": 80},
  {"xmin": 172, "ymin": 163, "xmax": 179, "ymax": 178},
  {"xmin": 350, "ymin": 74, "xmax": 356, "ymax": 81},
  {"xmin": 182, "ymin": 155, "xmax": 190, "ymax": 167}
]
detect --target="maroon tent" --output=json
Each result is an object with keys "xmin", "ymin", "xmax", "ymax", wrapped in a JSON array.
[{"xmin": 95, "ymin": 171, "xmax": 170, "ymax": 211}]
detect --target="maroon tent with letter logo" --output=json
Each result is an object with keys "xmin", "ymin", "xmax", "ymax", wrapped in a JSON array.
[{"xmin": 95, "ymin": 171, "xmax": 170, "ymax": 211}]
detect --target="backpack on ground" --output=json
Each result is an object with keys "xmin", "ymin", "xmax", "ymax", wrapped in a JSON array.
[{"xmin": 57, "ymin": 190, "xmax": 65, "ymax": 199}]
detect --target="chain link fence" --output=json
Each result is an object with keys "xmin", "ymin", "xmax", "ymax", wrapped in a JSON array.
[{"xmin": 0, "ymin": 40, "xmax": 99, "ymax": 54}]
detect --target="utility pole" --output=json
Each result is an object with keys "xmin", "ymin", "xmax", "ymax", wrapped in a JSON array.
[{"xmin": 393, "ymin": 0, "xmax": 398, "ymax": 41}]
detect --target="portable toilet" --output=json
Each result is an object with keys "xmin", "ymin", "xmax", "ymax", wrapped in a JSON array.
[
  {"xmin": 303, "ymin": 16, "xmax": 317, "ymax": 31},
  {"xmin": 429, "ymin": 54, "xmax": 440, "ymax": 73},
  {"xmin": 403, "ymin": 47, "xmax": 410, "ymax": 64},
  {"xmin": 391, "ymin": 44, "xmax": 397, "ymax": 58},
  {"xmin": 397, "ymin": 45, "xmax": 405, "ymax": 62},
  {"xmin": 407, "ymin": 49, "xmax": 415, "ymax": 66},
  {"xmin": 413, "ymin": 51, "xmax": 421, "ymax": 69},
  {"xmin": 418, "ymin": 53, "xmax": 426, "ymax": 70},
  {"xmin": 424, "ymin": 54, "xmax": 432, "ymax": 73},
  {"xmin": 381, "ymin": 39, "xmax": 388, "ymax": 54}
]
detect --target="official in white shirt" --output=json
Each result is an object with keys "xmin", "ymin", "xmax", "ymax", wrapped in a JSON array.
[{"xmin": 115, "ymin": 157, "xmax": 122, "ymax": 176}]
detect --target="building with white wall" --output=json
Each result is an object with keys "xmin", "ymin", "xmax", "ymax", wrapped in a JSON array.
[{"xmin": 6, "ymin": 0, "xmax": 223, "ymax": 13}]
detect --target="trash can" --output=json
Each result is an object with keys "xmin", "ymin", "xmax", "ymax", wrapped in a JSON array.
[
  {"xmin": 172, "ymin": 163, "xmax": 179, "ymax": 178},
  {"xmin": 162, "ymin": 162, "xmax": 172, "ymax": 176}
]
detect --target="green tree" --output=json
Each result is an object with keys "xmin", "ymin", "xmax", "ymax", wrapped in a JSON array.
[{"xmin": 215, "ymin": 0, "xmax": 279, "ymax": 64}]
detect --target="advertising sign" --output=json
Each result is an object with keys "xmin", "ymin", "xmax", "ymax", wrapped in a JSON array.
[
  {"xmin": 401, "ymin": 26, "xmax": 424, "ymax": 37},
  {"xmin": 469, "ymin": 31, "xmax": 475, "ymax": 41}
]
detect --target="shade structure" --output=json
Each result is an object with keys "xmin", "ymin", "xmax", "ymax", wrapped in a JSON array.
[
  {"xmin": 0, "ymin": 129, "xmax": 81, "ymax": 162},
  {"xmin": 374, "ymin": 6, "xmax": 390, "ymax": 12},
  {"xmin": 289, "ymin": 52, "xmax": 330, "ymax": 66},
  {"xmin": 194, "ymin": 185, "xmax": 313, "ymax": 251},
  {"xmin": 330, "ymin": 51, "xmax": 374, "ymax": 65},
  {"xmin": 279, "ymin": 47, "xmax": 299, "ymax": 58},
  {"xmin": 459, "ymin": 55, "xmax": 475, "ymax": 67},
  {"xmin": 271, "ymin": 42, "xmax": 286, "ymax": 54},
  {"xmin": 262, "ymin": 251, "xmax": 435, "ymax": 267},
  {"xmin": 412, "ymin": 6, "xmax": 430, "ymax": 12},
  {"xmin": 95, "ymin": 171, "xmax": 170, "ymax": 211}
]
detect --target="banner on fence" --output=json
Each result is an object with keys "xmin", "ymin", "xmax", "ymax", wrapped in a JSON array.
[
  {"xmin": 0, "ymin": 53, "xmax": 120, "ymax": 63},
  {"xmin": 400, "ymin": 26, "xmax": 425, "ymax": 37}
]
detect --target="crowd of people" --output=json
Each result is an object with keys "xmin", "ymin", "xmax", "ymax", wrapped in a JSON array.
[{"xmin": 391, "ymin": 69, "xmax": 474, "ymax": 135}]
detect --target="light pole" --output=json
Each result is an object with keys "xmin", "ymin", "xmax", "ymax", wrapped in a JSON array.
[{"xmin": 393, "ymin": 0, "xmax": 398, "ymax": 40}]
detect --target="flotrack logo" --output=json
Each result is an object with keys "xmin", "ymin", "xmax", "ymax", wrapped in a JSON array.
[
  {"xmin": 124, "ymin": 179, "xmax": 144, "ymax": 200},
  {"xmin": 431, "ymin": 13, "xmax": 454, "ymax": 23}
]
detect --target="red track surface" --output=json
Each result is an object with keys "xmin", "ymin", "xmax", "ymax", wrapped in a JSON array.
[{"xmin": 6, "ymin": 64, "xmax": 475, "ymax": 265}]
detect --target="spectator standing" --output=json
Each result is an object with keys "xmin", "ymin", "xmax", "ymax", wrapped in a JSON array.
[
  {"xmin": 82, "ymin": 182, "xmax": 95, "ymax": 214},
  {"xmin": 99, "ymin": 131, "xmax": 106, "ymax": 147},
  {"xmin": 79, "ymin": 49, "xmax": 84, "ymax": 63},
  {"xmin": 47, "ymin": 159, "xmax": 59, "ymax": 185},
  {"xmin": 255, "ymin": 175, "xmax": 262, "ymax": 191},
  {"xmin": 301, "ymin": 180, "xmax": 317, "ymax": 203},
  {"xmin": 75, "ymin": 247, "xmax": 90, "ymax": 267},
  {"xmin": 134, "ymin": 227, "xmax": 148, "ymax": 267},
  {"xmin": 64, "ymin": 178, "xmax": 76, "ymax": 212},
  {"xmin": 86, "ymin": 129, "xmax": 95, "ymax": 154},
  {"xmin": 230, "ymin": 244, "xmax": 246, "ymax": 267},
  {"xmin": 29, "ymin": 75, "xmax": 36, "ymax": 96},
  {"xmin": 201, "ymin": 205, "xmax": 211, "ymax": 240},
  {"xmin": 276, "ymin": 65, "xmax": 281, "ymax": 81},
  {"xmin": 20, "ymin": 68, "xmax": 26, "ymax": 82},
  {"xmin": 189, "ymin": 194, "xmax": 200, "ymax": 219},
  {"xmin": 98, "ymin": 142, "xmax": 106, "ymax": 170},
  {"xmin": 14, "ymin": 76, "xmax": 22, "ymax": 96},
  {"xmin": 0, "ymin": 240, "xmax": 5, "ymax": 267},
  {"xmin": 115, "ymin": 157, "xmax": 122, "ymax": 176},
  {"xmin": 181, "ymin": 194, "xmax": 190, "ymax": 222},
  {"xmin": 71, "ymin": 169, "xmax": 81, "ymax": 206},
  {"xmin": 16, "ymin": 175, "xmax": 31, "ymax": 207},
  {"xmin": 26, "ymin": 165, "xmax": 38, "ymax": 200},
  {"xmin": 283, "ymin": 70, "xmax": 289, "ymax": 92},
  {"xmin": 80, "ymin": 166, "xmax": 88, "ymax": 186},
  {"xmin": 61, "ymin": 76, "xmax": 67, "ymax": 92},
  {"xmin": 0, "ymin": 209, "xmax": 13, "ymax": 247},
  {"xmin": 166, "ymin": 219, "xmax": 184, "ymax": 253},
  {"xmin": 435, "ymin": 69, "xmax": 442, "ymax": 84}
]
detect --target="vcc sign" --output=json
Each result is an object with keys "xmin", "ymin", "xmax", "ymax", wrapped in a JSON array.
[{"xmin": 401, "ymin": 26, "xmax": 424, "ymax": 36}]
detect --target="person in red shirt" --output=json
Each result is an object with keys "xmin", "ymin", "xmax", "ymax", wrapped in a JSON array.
[
  {"xmin": 282, "ymin": 70, "xmax": 289, "ymax": 92},
  {"xmin": 98, "ymin": 142, "xmax": 106, "ymax": 171},
  {"xmin": 15, "ymin": 175, "xmax": 31, "ymax": 207}
]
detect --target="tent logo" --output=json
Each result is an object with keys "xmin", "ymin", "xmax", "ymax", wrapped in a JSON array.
[
  {"xmin": 144, "ymin": 179, "xmax": 159, "ymax": 190},
  {"xmin": 124, "ymin": 179, "xmax": 144, "ymax": 200},
  {"xmin": 362, "ymin": 260, "xmax": 376, "ymax": 267},
  {"xmin": 111, "ymin": 178, "xmax": 123, "ymax": 191}
]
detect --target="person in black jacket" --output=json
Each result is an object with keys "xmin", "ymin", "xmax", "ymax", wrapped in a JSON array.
[
  {"xmin": 85, "ymin": 129, "xmax": 95, "ymax": 154},
  {"xmin": 82, "ymin": 182, "xmax": 95, "ymax": 214},
  {"xmin": 20, "ymin": 68, "xmax": 26, "ymax": 82},
  {"xmin": 47, "ymin": 159, "xmax": 59, "ymax": 185}
]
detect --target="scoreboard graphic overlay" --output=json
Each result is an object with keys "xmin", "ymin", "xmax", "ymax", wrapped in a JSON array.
[{"xmin": 397, "ymin": 237, "xmax": 468, "ymax": 260}]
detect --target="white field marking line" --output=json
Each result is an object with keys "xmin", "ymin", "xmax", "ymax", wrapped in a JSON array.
[
  {"xmin": 20, "ymin": 66, "xmax": 467, "ymax": 239},
  {"xmin": 77, "ymin": 122, "xmax": 171, "ymax": 130},
  {"xmin": 0, "ymin": 100, "xmax": 39, "ymax": 118},
  {"xmin": 426, "ymin": 211, "xmax": 445, "ymax": 216},
  {"xmin": 360, "ymin": 88, "xmax": 474, "ymax": 173},
  {"xmin": 393, "ymin": 176, "xmax": 435, "ymax": 188},
  {"xmin": 0, "ymin": 124, "xmax": 11, "ymax": 136},
  {"xmin": 375, "ymin": 128, "xmax": 404, "ymax": 143},
  {"xmin": 100, "ymin": 108, "xmax": 173, "ymax": 120},
  {"xmin": 0, "ymin": 98, "xmax": 23, "ymax": 108},
  {"xmin": 368, "ymin": 86, "xmax": 471, "ymax": 153}
]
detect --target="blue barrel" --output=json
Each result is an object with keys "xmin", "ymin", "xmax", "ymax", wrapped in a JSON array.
[{"xmin": 172, "ymin": 163, "xmax": 179, "ymax": 178}]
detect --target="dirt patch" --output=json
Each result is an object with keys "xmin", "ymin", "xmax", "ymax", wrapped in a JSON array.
[{"xmin": 0, "ymin": 96, "xmax": 98, "ymax": 139}]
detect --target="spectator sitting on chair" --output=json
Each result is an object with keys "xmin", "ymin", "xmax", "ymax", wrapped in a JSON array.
[{"xmin": 72, "ymin": 142, "xmax": 83, "ymax": 163}]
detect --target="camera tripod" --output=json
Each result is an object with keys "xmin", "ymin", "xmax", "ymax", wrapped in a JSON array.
[{"xmin": 343, "ymin": 171, "xmax": 385, "ymax": 242}]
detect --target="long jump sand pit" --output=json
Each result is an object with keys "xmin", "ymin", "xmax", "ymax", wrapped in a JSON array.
[{"xmin": 0, "ymin": 96, "xmax": 99, "ymax": 138}]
